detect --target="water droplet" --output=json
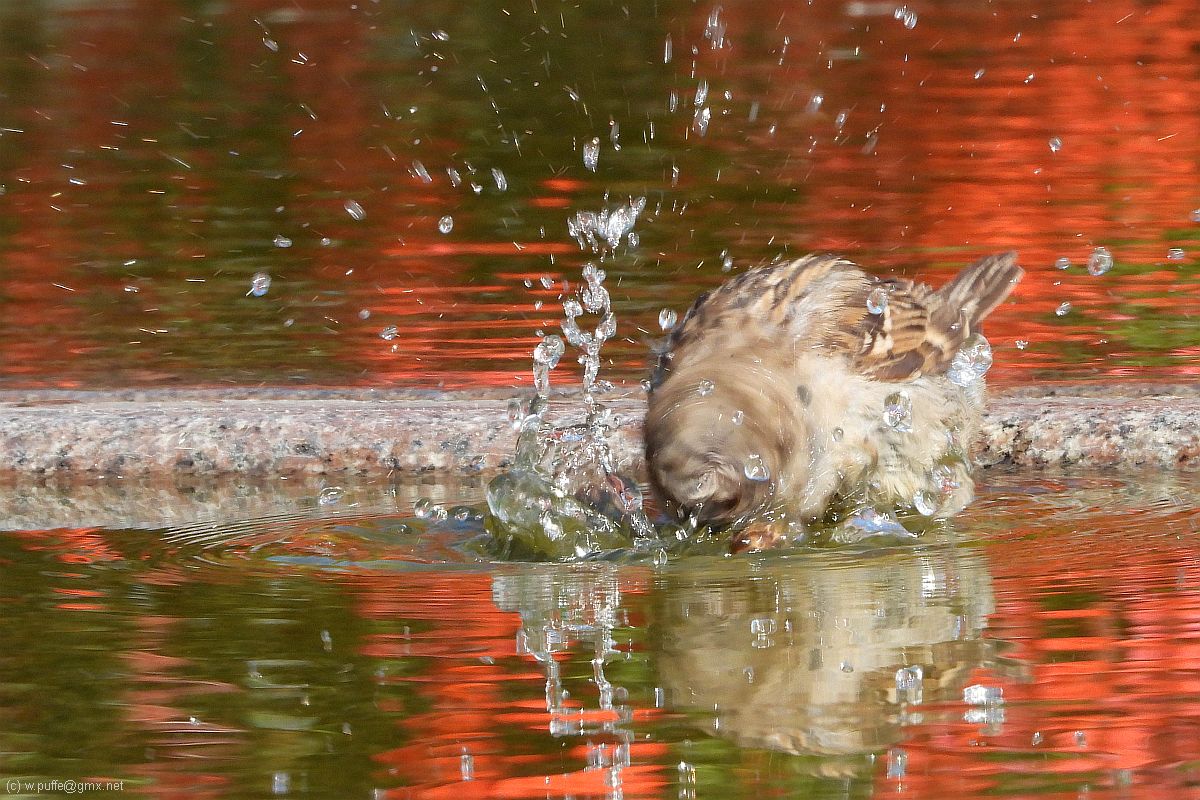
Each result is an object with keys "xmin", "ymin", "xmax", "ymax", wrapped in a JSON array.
[
  {"xmin": 460, "ymin": 751, "xmax": 474, "ymax": 781},
  {"xmin": 533, "ymin": 334, "xmax": 565, "ymax": 395},
  {"xmin": 413, "ymin": 498, "xmax": 434, "ymax": 518},
  {"xmin": 1074, "ymin": 730, "xmax": 1087, "ymax": 747},
  {"xmin": 1055, "ymin": 257, "xmax": 1071, "ymax": 270},
  {"xmin": 893, "ymin": 5, "xmax": 917, "ymax": 28},
  {"xmin": 1024, "ymin": 72, "xmax": 1036, "ymax": 84},
  {"xmin": 973, "ymin": 68, "xmax": 986, "ymax": 80},
  {"xmin": 831, "ymin": 427, "xmax": 843, "ymax": 442},
  {"xmin": 963, "ymin": 684, "xmax": 1003, "ymax": 705},
  {"xmin": 883, "ymin": 391, "xmax": 913, "ymax": 432},
  {"xmin": 272, "ymin": 771, "xmax": 289, "ymax": 794},
  {"xmin": 946, "ymin": 333, "xmax": 993, "ymax": 387},
  {"xmin": 446, "ymin": 167, "xmax": 462, "ymax": 187},
  {"xmin": 1015, "ymin": 339, "xmax": 1029, "ymax": 350},
  {"xmin": 703, "ymin": 6, "xmax": 727, "ymax": 49},
  {"xmin": 743, "ymin": 454, "xmax": 770, "ymax": 481},
  {"xmin": 663, "ymin": 34, "xmax": 673, "ymax": 64},
  {"xmin": 1168, "ymin": 247, "xmax": 1186, "ymax": 261},
  {"xmin": 263, "ymin": 37, "xmax": 279, "ymax": 52},
  {"xmin": 506, "ymin": 398, "xmax": 525, "ymax": 429},
  {"xmin": 273, "ymin": 234, "xmax": 292, "ymax": 248},
  {"xmin": 1086, "ymin": 246, "xmax": 1113, "ymax": 276},
  {"xmin": 248, "ymin": 272, "xmax": 271, "ymax": 297},
  {"xmin": 539, "ymin": 275, "xmax": 554, "ymax": 289},
  {"xmin": 866, "ymin": 286, "xmax": 889, "ymax": 315},
  {"xmin": 343, "ymin": 199, "xmax": 365, "ymax": 220},
  {"xmin": 380, "ymin": 325, "xmax": 399, "ymax": 340},
  {"xmin": 697, "ymin": 379, "xmax": 715, "ymax": 396},
  {"xmin": 840, "ymin": 661, "xmax": 854, "ymax": 673},
  {"xmin": 1055, "ymin": 301, "xmax": 1072, "ymax": 317},
  {"xmin": 582, "ymin": 137, "xmax": 600, "ymax": 172},
  {"xmin": 895, "ymin": 665, "xmax": 924, "ymax": 704},
  {"xmin": 692, "ymin": 107, "xmax": 712, "ymax": 136},
  {"xmin": 913, "ymin": 489, "xmax": 938, "ymax": 516},
  {"xmin": 319, "ymin": 486, "xmax": 345, "ymax": 505},
  {"xmin": 1048, "ymin": 136, "xmax": 1063, "ymax": 153},
  {"xmin": 887, "ymin": 748, "xmax": 907, "ymax": 779},
  {"xmin": 410, "ymin": 160, "xmax": 432, "ymax": 183},
  {"xmin": 567, "ymin": 197, "xmax": 645, "ymax": 253},
  {"xmin": 731, "ymin": 410, "xmax": 744, "ymax": 426},
  {"xmin": 438, "ymin": 215, "xmax": 454, "ymax": 234},
  {"xmin": 1191, "ymin": 209, "xmax": 1200, "ymax": 223},
  {"xmin": 491, "ymin": 168, "xmax": 507, "ymax": 191},
  {"xmin": 658, "ymin": 308, "xmax": 677, "ymax": 330},
  {"xmin": 721, "ymin": 253, "xmax": 734, "ymax": 272},
  {"xmin": 1031, "ymin": 731, "xmax": 1043, "ymax": 745}
]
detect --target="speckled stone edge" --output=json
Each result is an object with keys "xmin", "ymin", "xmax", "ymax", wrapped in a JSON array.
[{"xmin": 1, "ymin": 386, "xmax": 1199, "ymax": 479}]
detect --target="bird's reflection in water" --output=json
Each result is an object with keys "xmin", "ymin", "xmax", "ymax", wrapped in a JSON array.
[
  {"xmin": 490, "ymin": 533, "xmax": 1004, "ymax": 792},
  {"xmin": 653, "ymin": 536, "xmax": 1000, "ymax": 773}
]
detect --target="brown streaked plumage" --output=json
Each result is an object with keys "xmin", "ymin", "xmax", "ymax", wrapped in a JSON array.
[{"xmin": 645, "ymin": 252, "xmax": 1022, "ymax": 548}]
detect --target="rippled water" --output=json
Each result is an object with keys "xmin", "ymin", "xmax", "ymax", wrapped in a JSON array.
[
  {"xmin": 2, "ymin": 1, "xmax": 1200, "ymax": 388},
  {"xmin": 4, "ymin": 469, "xmax": 1200, "ymax": 797}
]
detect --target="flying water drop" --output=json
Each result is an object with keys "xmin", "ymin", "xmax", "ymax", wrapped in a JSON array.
[
  {"xmin": 1087, "ymin": 246, "xmax": 1113, "ymax": 276},
  {"xmin": 582, "ymin": 137, "xmax": 600, "ymax": 172},
  {"xmin": 883, "ymin": 391, "xmax": 913, "ymax": 432},
  {"xmin": 743, "ymin": 454, "xmax": 770, "ymax": 482},
  {"xmin": 866, "ymin": 286, "xmax": 889, "ymax": 315},
  {"xmin": 248, "ymin": 272, "xmax": 271, "ymax": 297},
  {"xmin": 946, "ymin": 333, "xmax": 993, "ymax": 387}
]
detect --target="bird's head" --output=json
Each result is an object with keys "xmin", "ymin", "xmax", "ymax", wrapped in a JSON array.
[{"xmin": 645, "ymin": 366, "xmax": 797, "ymax": 528}]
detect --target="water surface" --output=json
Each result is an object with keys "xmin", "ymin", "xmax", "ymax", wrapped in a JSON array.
[
  {"xmin": 2, "ymin": 1, "xmax": 1199, "ymax": 388},
  {"xmin": 3, "ymin": 469, "xmax": 1200, "ymax": 798}
]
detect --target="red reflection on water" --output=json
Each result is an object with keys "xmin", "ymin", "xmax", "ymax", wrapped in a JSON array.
[
  {"xmin": 351, "ymin": 572, "xmax": 667, "ymax": 798},
  {"xmin": 880, "ymin": 510, "xmax": 1200, "ymax": 797},
  {"xmin": 1, "ymin": 1, "xmax": 1199, "ymax": 386}
]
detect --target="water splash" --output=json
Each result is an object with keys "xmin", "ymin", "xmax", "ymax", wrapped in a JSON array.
[
  {"xmin": 946, "ymin": 333, "xmax": 993, "ymax": 387},
  {"xmin": 247, "ymin": 272, "xmax": 271, "ymax": 297},
  {"xmin": 567, "ymin": 197, "xmax": 646, "ymax": 254},
  {"xmin": 486, "ymin": 257, "xmax": 657, "ymax": 560}
]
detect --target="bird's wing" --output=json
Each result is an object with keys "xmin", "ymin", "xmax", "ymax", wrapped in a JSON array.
[
  {"xmin": 654, "ymin": 252, "xmax": 1020, "ymax": 385},
  {"xmin": 665, "ymin": 255, "xmax": 866, "ymax": 355},
  {"xmin": 838, "ymin": 277, "xmax": 969, "ymax": 381},
  {"xmin": 841, "ymin": 252, "xmax": 1022, "ymax": 381}
]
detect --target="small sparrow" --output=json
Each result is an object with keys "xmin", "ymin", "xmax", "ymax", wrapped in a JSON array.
[{"xmin": 644, "ymin": 252, "xmax": 1022, "ymax": 549}]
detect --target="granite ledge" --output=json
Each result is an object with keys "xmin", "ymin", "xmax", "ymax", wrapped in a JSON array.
[{"xmin": 1, "ymin": 386, "xmax": 1199, "ymax": 477}]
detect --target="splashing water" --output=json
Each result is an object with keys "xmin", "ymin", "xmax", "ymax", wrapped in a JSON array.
[
  {"xmin": 1087, "ymin": 246, "xmax": 1113, "ymax": 276},
  {"xmin": 946, "ymin": 333, "xmax": 993, "ymax": 388},
  {"xmin": 567, "ymin": 197, "xmax": 647, "ymax": 254},
  {"xmin": 883, "ymin": 390, "xmax": 913, "ymax": 432},
  {"xmin": 486, "ymin": 256, "xmax": 657, "ymax": 560},
  {"xmin": 247, "ymin": 272, "xmax": 271, "ymax": 297},
  {"xmin": 582, "ymin": 137, "xmax": 600, "ymax": 172},
  {"xmin": 866, "ymin": 286, "xmax": 889, "ymax": 315}
]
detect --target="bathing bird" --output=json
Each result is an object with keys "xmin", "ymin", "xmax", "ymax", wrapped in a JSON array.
[{"xmin": 644, "ymin": 252, "xmax": 1022, "ymax": 550}]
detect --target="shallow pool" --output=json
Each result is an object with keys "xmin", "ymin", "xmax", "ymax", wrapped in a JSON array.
[{"xmin": 2, "ymin": 469, "xmax": 1198, "ymax": 798}]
